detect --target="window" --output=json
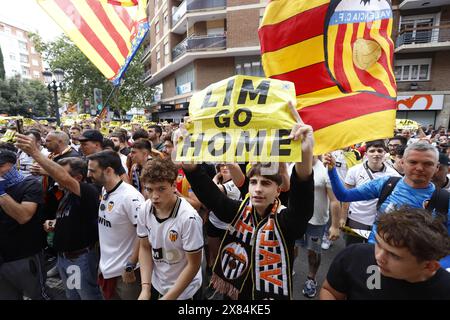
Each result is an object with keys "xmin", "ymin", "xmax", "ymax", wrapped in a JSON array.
[
  {"xmin": 394, "ymin": 59, "xmax": 432, "ymax": 81},
  {"xmin": 32, "ymin": 59, "xmax": 39, "ymax": 66},
  {"xmin": 175, "ymin": 64, "xmax": 194, "ymax": 94},
  {"xmin": 18, "ymin": 40, "xmax": 27, "ymax": 51},
  {"xmin": 155, "ymin": 21, "xmax": 160, "ymax": 35},
  {"xmin": 235, "ymin": 56, "xmax": 265, "ymax": 77},
  {"xmin": 20, "ymin": 54, "xmax": 29, "ymax": 64},
  {"xmin": 22, "ymin": 67, "xmax": 29, "ymax": 76},
  {"xmin": 33, "ymin": 71, "xmax": 40, "ymax": 79},
  {"xmin": 156, "ymin": 50, "xmax": 161, "ymax": 64},
  {"xmin": 399, "ymin": 14, "xmax": 439, "ymax": 44},
  {"xmin": 164, "ymin": 41, "xmax": 169, "ymax": 56},
  {"xmin": 31, "ymin": 46, "xmax": 36, "ymax": 54},
  {"xmin": 164, "ymin": 12, "xmax": 169, "ymax": 31}
]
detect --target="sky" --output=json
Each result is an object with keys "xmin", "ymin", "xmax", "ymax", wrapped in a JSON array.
[{"xmin": 0, "ymin": 0, "xmax": 63, "ymax": 41}]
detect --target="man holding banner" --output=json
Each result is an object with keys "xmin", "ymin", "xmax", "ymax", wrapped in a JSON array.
[{"xmin": 181, "ymin": 122, "xmax": 314, "ymax": 300}]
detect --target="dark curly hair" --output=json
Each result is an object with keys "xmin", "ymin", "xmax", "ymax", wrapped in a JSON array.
[
  {"xmin": 141, "ymin": 158, "xmax": 178, "ymax": 184},
  {"xmin": 377, "ymin": 207, "xmax": 450, "ymax": 262}
]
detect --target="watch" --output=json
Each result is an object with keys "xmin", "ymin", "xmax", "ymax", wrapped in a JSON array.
[{"xmin": 125, "ymin": 262, "xmax": 136, "ymax": 273}]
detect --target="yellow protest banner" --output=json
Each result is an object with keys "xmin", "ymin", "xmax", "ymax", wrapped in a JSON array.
[
  {"xmin": 110, "ymin": 121, "xmax": 121, "ymax": 128},
  {"xmin": 1, "ymin": 129, "xmax": 17, "ymax": 142},
  {"xmin": 176, "ymin": 75, "xmax": 300, "ymax": 162},
  {"xmin": 396, "ymin": 119, "xmax": 419, "ymax": 131},
  {"xmin": 77, "ymin": 114, "xmax": 91, "ymax": 121},
  {"xmin": 131, "ymin": 115, "xmax": 146, "ymax": 124}
]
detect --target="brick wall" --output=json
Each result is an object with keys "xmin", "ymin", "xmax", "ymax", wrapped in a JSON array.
[
  {"xmin": 226, "ymin": 9, "xmax": 260, "ymax": 48},
  {"xmin": 194, "ymin": 58, "xmax": 235, "ymax": 90},
  {"xmin": 163, "ymin": 73, "xmax": 176, "ymax": 99}
]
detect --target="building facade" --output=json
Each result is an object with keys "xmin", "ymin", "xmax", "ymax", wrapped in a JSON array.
[
  {"xmin": 142, "ymin": 0, "xmax": 266, "ymax": 122},
  {"xmin": 143, "ymin": 0, "xmax": 450, "ymax": 128},
  {"xmin": 392, "ymin": 0, "xmax": 450, "ymax": 128},
  {"xmin": 0, "ymin": 21, "xmax": 44, "ymax": 82}
]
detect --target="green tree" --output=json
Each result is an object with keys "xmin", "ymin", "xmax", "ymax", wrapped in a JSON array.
[
  {"xmin": 0, "ymin": 46, "xmax": 5, "ymax": 80},
  {"xmin": 29, "ymin": 33, "xmax": 153, "ymax": 116},
  {"xmin": 0, "ymin": 77, "xmax": 50, "ymax": 117}
]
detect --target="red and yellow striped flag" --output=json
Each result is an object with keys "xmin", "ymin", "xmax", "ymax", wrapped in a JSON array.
[
  {"xmin": 259, "ymin": 0, "xmax": 397, "ymax": 155},
  {"xmin": 37, "ymin": 0, "xmax": 149, "ymax": 85}
]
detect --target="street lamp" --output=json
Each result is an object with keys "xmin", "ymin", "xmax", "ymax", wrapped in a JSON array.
[{"xmin": 43, "ymin": 68, "xmax": 64, "ymax": 126}]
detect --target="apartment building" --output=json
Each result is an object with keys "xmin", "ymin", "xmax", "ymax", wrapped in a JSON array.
[
  {"xmin": 0, "ymin": 21, "xmax": 44, "ymax": 82},
  {"xmin": 143, "ymin": 0, "xmax": 450, "ymax": 128},
  {"xmin": 142, "ymin": 0, "xmax": 266, "ymax": 122},
  {"xmin": 392, "ymin": 0, "xmax": 450, "ymax": 128}
]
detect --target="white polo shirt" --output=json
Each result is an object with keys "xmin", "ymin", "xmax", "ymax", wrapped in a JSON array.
[
  {"xmin": 98, "ymin": 181, "xmax": 145, "ymax": 279},
  {"xmin": 137, "ymin": 197, "xmax": 203, "ymax": 300},
  {"xmin": 345, "ymin": 162, "xmax": 400, "ymax": 226}
]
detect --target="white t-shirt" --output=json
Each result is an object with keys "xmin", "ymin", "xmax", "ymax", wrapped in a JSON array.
[
  {"xmin": 98, "ymin": 181, "xmax": 145, "ymax": 279},
  {"xmin": 209, "ymin": 180, "xmax": 241, "ymax": 231},
  {"xmin": 310, "ymin": 160, "xmax": 332, "ymax": 226},
  {"xmin": 119, "ymin": 153, "xmax": 128, "ymax": 175},
  {"xmin": 345, "ymin": 162, "xmax": 400, "ymax": 226},
  {"xmin": 137, "ymin": 197, "xmax": 203, "ymax": 300},
  {"xmin": 332, "ymin": 150, "xmax": 349, "ymax": 181},
  {"xmin": 17, "ymin": 147, "xmax": 50, "ymax": 177}
]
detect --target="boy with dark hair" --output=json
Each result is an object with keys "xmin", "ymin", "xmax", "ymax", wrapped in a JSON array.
[
  {"xmin": 129, "ymin": 140, "xmax": 153, "ymax": 192},
  {"xmin": 137, "ymin": 158, "xmax": 203, "ymax": 300},
  {"xmin": 182, "ymin": 123, "xmax": 315, "ymax": 300},
  {"xmin": 148, "ymin": 125, "xmax": 164, "ymax": 152},
  {"xmin": 320, "ymin": 207, "xmax": 450, "ymax": 300}
]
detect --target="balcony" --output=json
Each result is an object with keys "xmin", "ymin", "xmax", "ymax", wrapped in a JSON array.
[
  {"xmin": 172, "ymin": 34, "xmax": 226, "ymax": 60},
  {"xmin": 399, "ymin": 0, "xmax": 450, "ymax": 10},
  {"xmin": 141, "ymin": 44, "xmax": 152, "ymax": 63},
  {"xmin": 172, "ymin": 0, "xmax": 226, "ymax": 34},
  {"xmin": 142, "ymin": 70, "xmax": 152, "ymax": 82},
  {"xmin": 395, "ymin": 21, "xmax": 450, "ymax": 52}
]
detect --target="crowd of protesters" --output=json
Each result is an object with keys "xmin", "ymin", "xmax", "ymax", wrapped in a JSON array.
[{"xmin": 0, "ymin": 117, "xmax": 449, "ymax": 300}]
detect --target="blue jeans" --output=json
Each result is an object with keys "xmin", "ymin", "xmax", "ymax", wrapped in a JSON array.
[
  {"xmin": 57, "ymin": 249, "xmax": 103, "ymax": 300},
  {"xmin": 296, "ymin": 223, "xmax": 327, "ymax": 254}
]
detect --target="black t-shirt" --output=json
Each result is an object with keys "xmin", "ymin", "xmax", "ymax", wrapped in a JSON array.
[
  {"xmin": 0, "ymin": 176, "xmax": 45, "ymax": 262},
  {"xmin": 53, "ymin": 182, "xmax": 100, "ymax": 252},
  {"xmin": 327, "ymin": 244, "xmax": 450, "ymax": 300}
]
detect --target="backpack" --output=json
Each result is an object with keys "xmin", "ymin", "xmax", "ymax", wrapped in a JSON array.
[{"xmin": 376, "ymin": 176, "xmax": 449, "ymax": 223}]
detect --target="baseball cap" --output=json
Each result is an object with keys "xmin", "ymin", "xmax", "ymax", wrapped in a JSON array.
[
  {"xmin": 78, "ymin": 130, "xmax": 104, "ymax": 143},
  {"xmin": 0, "ymin": 148, "xmax": 17, "ymax": 165},
  {"xmin": 438, "ymin": 153, "xmax": 450, "ymax": 166}
]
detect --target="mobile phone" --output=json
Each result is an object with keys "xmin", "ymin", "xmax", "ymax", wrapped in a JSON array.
[{"xmin": 16, "ymin": 119, "xmax": 24, "ymax": 134}]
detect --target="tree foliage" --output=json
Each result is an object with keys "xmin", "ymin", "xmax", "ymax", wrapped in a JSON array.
[
  {"xmin": 29, "ymin": 33, "xmax": 153, "ymax": 116},
  {"xmin": 0, "ymin": 77, "xmax": 50, "ymax": 117}
]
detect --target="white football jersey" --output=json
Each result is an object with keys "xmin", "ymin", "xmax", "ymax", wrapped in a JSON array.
[
  {"xmin": 98, "ymin": 181, "xmax": 145, "ymax": 279},
  {"xmin": 137, "ymin": 197, "xmax": 203, "ymax": 300}
]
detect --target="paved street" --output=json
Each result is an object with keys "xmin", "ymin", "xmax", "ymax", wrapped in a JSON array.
[
  {"xmin": 293, "ymin": 237, "xmax": 345, "ymax": 300},
  {"xmin": 45, "ymin": 236, "xmax": 345, "ymax": 300}
]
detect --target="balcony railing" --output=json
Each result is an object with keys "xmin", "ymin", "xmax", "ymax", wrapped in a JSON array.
[
  {"xmin": 141, "ymin": 44, "xmax": 152, "ymax": 63},
  {"xmin": 396, "ymin": 22, "xmax": 450, "ymax": 47},
  {"xmin": 142, "ymin": 70, "xmax": 152, "ymax": 81},
  {"xmin": 172, "ymin": 0, "xmax": 226, "ymax": 25},
  {"xmin": 172, "ymin": 34, "xmax": 226, "ymax": 60}
]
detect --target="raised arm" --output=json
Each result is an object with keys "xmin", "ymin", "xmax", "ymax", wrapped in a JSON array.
[
  {"xmin": 15, "ymin": 133, "xmax": 81, "ymax": 196},
  {"xmin": 182, "ymin": 165, "xmax": 240, "ymax": 224}
]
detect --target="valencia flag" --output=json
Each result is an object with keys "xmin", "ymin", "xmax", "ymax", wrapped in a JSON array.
[
  {"xmin": 37, "ymin": 0, "xmax": 149, "ymax": 86},
  {"xmin": 259, "ymin": 0, "xmax": 396, "ymax": 155}
]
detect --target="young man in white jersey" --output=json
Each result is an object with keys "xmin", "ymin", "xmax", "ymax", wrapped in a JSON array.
[
  {"xmin": 87, "ymin": 150, "xmax": 145, "ymax": 300},
  {"xmin": 137, "ymin": 158, "xmax": 203, "ymax": 300},
  {"xmin": 342, "ymin": 140, "xmax": 400, "ymax": 246}
]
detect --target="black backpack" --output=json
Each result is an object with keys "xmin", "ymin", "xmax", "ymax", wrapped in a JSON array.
[{"xmin": 376, "ymin": 177, "xmax": 449, "ymax": 222}]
